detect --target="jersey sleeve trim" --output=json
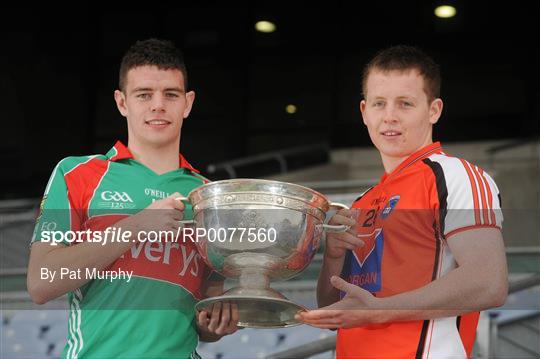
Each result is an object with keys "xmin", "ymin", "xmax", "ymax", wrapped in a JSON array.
[{"xmin": 445, "ymin": 224, "xmax": 502, "ymax": 239}]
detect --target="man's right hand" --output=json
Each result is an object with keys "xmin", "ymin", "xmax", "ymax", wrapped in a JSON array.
[
  {"xmin": 325, "ymin": 209, "xmax": 364, "ymax": 259},
  {"xmin": 125, "ymin": 192, "xmax": 186, "ymax": 234}
]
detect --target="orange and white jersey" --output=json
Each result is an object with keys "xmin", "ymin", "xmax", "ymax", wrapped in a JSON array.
[{"xmin": 337, "ymin": 142, "xmax": 502, "ymax": 359}]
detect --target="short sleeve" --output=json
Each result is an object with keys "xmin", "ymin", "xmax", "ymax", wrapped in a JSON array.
[
  {"xmin": 427, "ymin": 154, "xmax": 503, "ymax": 237},
  {"xmin": 31, "ymin": 159, "xmax": 81, "ymax": 246}
]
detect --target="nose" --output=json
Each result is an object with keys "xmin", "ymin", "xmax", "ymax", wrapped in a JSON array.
[
  {"xmin": 150, "ymin": 94, "xmax": 165, "ymax": 113},
  {"xmin": 383, "ymin": 104, "xmax": 399, "ymax": 124}
]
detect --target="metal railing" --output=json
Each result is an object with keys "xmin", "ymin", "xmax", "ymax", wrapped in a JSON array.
[
  {"xmin": 206, "ymin": 143, "xmax": 330, "ymax": 178},
  {"xmin": 486, "ymin": 136, "xmax": 540, "ymax": 170},
  {"xmin": 486, "ymin": 136, "xmax": 539, "ymax": 157}
]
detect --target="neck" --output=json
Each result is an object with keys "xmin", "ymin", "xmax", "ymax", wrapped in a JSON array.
[
  {"xmin": 381, "ymin": 139, "xmax": 434, "ymax": 174},
  {"xmin": 381, "ymin": 156, "xmax": 406, "ymax": 174},
  {"xmin": 128, "ymin": 139, "xmax": 180, "ymax": 174}
]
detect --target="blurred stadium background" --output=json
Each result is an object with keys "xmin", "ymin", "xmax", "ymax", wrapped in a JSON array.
[{"xmin": 1, "ymin": 2, "xmax": 539, "ymax": 358}]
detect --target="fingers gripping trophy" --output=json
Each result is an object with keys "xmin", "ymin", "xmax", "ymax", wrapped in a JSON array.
[{"xmin": 179, "ymin": 179, "xmax": 348, "ymax": 328}]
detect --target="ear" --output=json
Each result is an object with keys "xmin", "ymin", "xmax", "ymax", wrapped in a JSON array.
[
  {"xmin": 360, "ymin": 99, "xmax": 367, "ymax": 126},
  {"xmin": 183, "ymin": 90, "xmax": 196, "ymax": 118},
  {"xmin": 429, "ymin": 98, "xmax": 443, "ymax": 125},
  {"xmin": 114, "ymin": 90, "xmax": 128, "ymax": 117}
]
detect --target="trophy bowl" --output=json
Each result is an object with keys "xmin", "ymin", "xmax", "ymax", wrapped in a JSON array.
[{"xmin": 183, "ymin": 179, "xmax": 347, "ymax": 328}]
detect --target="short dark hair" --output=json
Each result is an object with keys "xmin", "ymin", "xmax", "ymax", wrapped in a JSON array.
[
  {"xmin": 362, "ymin": 45, "xmax": 441, "ymax": 102},
  {"xmin": 119, "ymin": 38, "xmax": 188, "ymax": 91}
]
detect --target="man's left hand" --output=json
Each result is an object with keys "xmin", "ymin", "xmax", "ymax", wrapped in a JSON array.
[
  {"xmin": 197, "ymin": 302, "xmax": 239, "ymax": 341},
  {"xmin": 296, "ymin": 276, "xmax": 382, "ymax": 329}
]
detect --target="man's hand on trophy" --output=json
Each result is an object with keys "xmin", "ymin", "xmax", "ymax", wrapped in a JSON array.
[
  {"xmin": 197, "ymin": 302, "xmax": 240, "ymax": 341},
  {"xmin": 125, "ymin": 192, "xmax": 186, "ymax": 232},
  {"xmin": 325, "ymin": 209, "xmax": 363, "ymax": 259}
]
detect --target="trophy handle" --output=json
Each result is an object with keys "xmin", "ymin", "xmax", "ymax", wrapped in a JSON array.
[
  {"xmin": 322, "ymin": 202, "xmax": 350, "ymax": 233},
  {"xmin": 329, "ymin": 202, "xmax": 349, "ymax": 210},
  {"xmin": 175, "ymin": 196, "xmax": 195, "ymax": 225}
]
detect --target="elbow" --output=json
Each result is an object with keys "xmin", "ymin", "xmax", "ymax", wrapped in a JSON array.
[
  {"xmin": 31, "ymin": 296, "xmax": 48, "ymax": 306},
  {"xmin": 27, "ymin": 286, "xmax": 48, "ymax": 305},
  {"xmin": 27, "ymin": 279, "xmax": 52, "ymax": 305},
  {"xmin": 493, "ymin": 283, "xmax": 508, "ymax": 308},
  {"xmin": 486, "ymin": 280, "xmax": 508, "ymax": 309},
  {"xmin": 28, "ymin": 288, "xmax": 49, "ymax": 305}
]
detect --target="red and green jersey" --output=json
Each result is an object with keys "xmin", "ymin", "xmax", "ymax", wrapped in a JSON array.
[
  {"xmin": 338, "ymin": 142, "xmax": 503, "ymax": 359},
  {"xmin": 32, "ymin": 141, "xmax": 211, "ymax": 359}
]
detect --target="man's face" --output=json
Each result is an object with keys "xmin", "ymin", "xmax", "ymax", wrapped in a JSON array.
[
  {"xmin": 360, "ymin": 69, "xmax": 442, "ymax": 169},
  {"xmin": 114, "ymin": 65, "xmax": 194, "ymax": 148}
]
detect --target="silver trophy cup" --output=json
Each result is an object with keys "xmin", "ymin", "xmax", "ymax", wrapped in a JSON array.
[{"xmin": 180, "ymin": 179, "xmax": 347, "ymax": 328}]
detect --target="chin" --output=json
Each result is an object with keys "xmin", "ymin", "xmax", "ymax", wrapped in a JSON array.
[
  {"xmin": 375, "ymin": 142, "xmax": 405, "ymax": 155},
  {"xmin": 145, "ymin": 136, "xmax": 178, "ymax": 147}
]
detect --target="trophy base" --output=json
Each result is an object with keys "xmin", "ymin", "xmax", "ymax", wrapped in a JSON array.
[{"xmin": 195, "ymin": 287, "xmax": 307, "ymax": 328}]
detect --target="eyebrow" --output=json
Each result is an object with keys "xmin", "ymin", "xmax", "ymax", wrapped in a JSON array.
[
  {"xmin": 396, "ymin": 96, "xmax": 417, "ymax": 101},
  {"xmin": 370, "ymin": 95, "xmax": 417, "ymax": 101},
  {"xmin": 131, "ymin": 87, "xmax": 185, "ymax": 93}
]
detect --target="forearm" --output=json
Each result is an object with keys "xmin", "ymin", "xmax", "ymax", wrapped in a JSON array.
[
  {"xmin": 377, "ymin": 264, "xmax": 508, "ymax": 323},
  {"xmin": 317, "ymin": 255, "xmax": 345, "ymax": 308},
  {"xmin": 28, "ymin": 217, "xmax": 141, "ymax": 303},
  {"xmin": 28, "ymin": 241, "xmax": 133, "ymax": 302},
  {"xmin": 377, "ymin": 229, "xmax": 509, "ymax": 323}
]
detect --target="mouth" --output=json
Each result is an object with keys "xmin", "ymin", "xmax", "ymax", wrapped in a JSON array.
[
  {"xmin": 145, "ymin": 119, "xmax": 172, "ymax": 128},
  {"xmin": 380, "ymin": 130, "xmax": 402, "ymax": 137}
]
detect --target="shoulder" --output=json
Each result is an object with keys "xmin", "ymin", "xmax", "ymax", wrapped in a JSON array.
[
  {"xmin": 422, "ymin": 153, "xmax": 467, "ymax": 181},
  {"xmin": 423, "ymin": 153, "xmax": 497, "ymax": 188},
  {"xmin": 54, "ymin": 154, "xmax": 108, "ymax": 175},
  {"xmin": 423, "ymin": 153, "xmax": 500, "ymax": 209}
]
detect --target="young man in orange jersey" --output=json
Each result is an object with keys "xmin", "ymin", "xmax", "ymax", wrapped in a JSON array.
[{"xmin": 298, "ymin": 45, "xmax": 508, "ymax": 358}]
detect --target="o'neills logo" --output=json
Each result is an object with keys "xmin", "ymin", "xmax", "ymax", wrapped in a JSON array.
[
  {"xmin": 144, "ymin": 188, "xmax": 170, "ymax": 200},
  {"xmin": 111, "ymin": 241, "xmax": 205, "ymax": 297}
]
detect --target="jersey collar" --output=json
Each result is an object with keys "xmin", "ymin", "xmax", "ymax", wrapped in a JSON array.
[
  {"xmin": 106, "ymin": 141, "xmax": 200, "ymax": 173},
  {"xmin": 381, "ymin": 141, "xmax": 443, "ymax": 183}
]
